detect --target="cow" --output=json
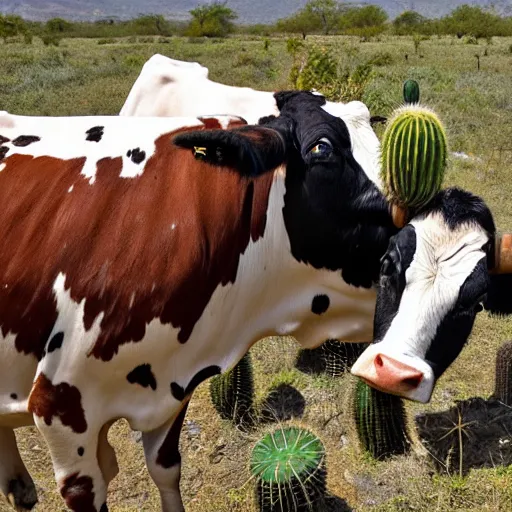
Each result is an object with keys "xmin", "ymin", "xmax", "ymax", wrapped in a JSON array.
[
  {"xmin": 119, "ymin": 54, "xmax": 382, "ymax": 186},
  {"xmin": 352, "ymin": 189, "xmax": 512, "ymax": 402},
  {"xmin": 0, "ymin": 91, "xmax": 399, "ymax": 512},
  {"xmin": 1, "ymin": 91, "xmax": 510, "ymax": 512}
]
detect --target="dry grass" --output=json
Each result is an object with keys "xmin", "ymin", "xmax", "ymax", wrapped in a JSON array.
[{"xmin": 1, "ymin": 34, "xmax": 512, "ymax": 511}]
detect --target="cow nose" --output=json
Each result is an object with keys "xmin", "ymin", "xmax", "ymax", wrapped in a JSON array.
[{"xmin": 366, "ymin": 354, "xmax": 424, "ymax": 394}]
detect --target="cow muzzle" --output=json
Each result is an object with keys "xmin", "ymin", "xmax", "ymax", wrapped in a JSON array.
[{"xmin": 351, "ymin": 344, "xmax": 434, "ymax": 403}]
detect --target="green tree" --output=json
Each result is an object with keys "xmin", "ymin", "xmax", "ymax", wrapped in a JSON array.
[
  {"xmin": 188, "ymin": 2, "xmax": 237, "ymax": 37},
  {"xmin": 304, "ymin": 0, "xmax": 340, "ymax": 35},
  {"xmin": 393, "ymin": 10, "xmax": 426, "ymax": 35},
  {"xmin": 0, "ymin": 14, "xmax": 26, "ymax": 42},
  {"xmin": 440, "ymin": 5, "xmax": 501, "ymax": 38},
  {"xmin": 276, "ymin": 9, "xmax": 320, "ymax": 39},
  {"xmin": 341, "ymin": 6, "xmax": 388, "ymax": 29},
  {"xmin": 46, "ymin": 17, "xmax": 73, "ymax": 33}
]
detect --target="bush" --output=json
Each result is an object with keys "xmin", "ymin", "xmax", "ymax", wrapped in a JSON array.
[
  {"xmin": 463, "ymin": 35, "xmax": 478, "ymax": 45},
  {"xmin": 97, "ymin": 38, "xmax": 116, "ymax": 45},
  {"xmin": 41, "ymin": 33, "xmax": 61, "ymax": 46},
  {"xmin": 23, "ymin": 31, "xmax": 33, "ymax": 44},
  {"xmin": 368, "ymin": 51, "xmax": 393, "ymax": 66}
]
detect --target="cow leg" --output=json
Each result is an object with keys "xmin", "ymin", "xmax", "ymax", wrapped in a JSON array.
[
  {"xmin": 33, "ymin": 416, "xmax": 108, "ymax": 512},
  {"xmin": 0, "ymin": 427, "xmax": 37, "ymax": 511},
  {"xmin": 142, "ymin": 402, "xmax": 189, "ymax": 512},
  {"xmin": 97, "ymin": 422, "xmax": 119, "ymax": 487}
]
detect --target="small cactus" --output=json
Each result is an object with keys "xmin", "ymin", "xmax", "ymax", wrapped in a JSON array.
[
  {"xmin": 403, "ymin": 79, "xmax": 420, "ymax": 104},
  {"xmin": 209, "ymin": 352, "xmax": 254, "ymax": 427},
  {"xmin": 251, "ymin": 427, "xmax": 327, "ymax": 512},
  {"xmin": 493, "ymin": 340, "xmax": 512, "ymax": 405},
  {"xmin": 381, "ymin": 104, "xmax": 447, "ymax": 210},
  {"xmin": 353, "ymin": 379, "xmax": 410, "ymax": 459}
]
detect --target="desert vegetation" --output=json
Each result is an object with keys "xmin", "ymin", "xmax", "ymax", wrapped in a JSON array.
[{"xmin": 1, "ymin": 2, "xmax": 512, "ymax": 511}]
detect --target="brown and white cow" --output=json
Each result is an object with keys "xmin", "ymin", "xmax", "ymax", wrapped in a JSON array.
[
  {"xmin": 0, "ymin": 91, "xmax": 398, "ymax": 512},
  {"xmin": 1, "ymin": 91, "xmax": 509, "ymax": 512}
]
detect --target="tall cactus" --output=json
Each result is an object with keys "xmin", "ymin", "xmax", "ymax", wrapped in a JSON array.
[
  {"xmin": 209, "ymin": 352, "xmax": 254, "ymax": 428},
  {"xmin": 493, "ymin": 340, "xmax": 512, "ymax": 405},
  {"xmin": 403, "ymin": 79, "xmax": 420, "ymax": 104},
  {"xmin": 353, "ymin": 379, "xmax": 411, "ymax": 460},
  {"xmin": 380, "ymin": 104, "xmax": 447, "ymax": 210},
  {"xmin": 296, "ymin": 340, "xmax": 368, "ymax": 377},
  {"xmin": 251, "ymin": 427, "xmax": 327, "ymax": 512},
  {"xmin": 323, "ymin": 340, "xmax": 368, "ymax": 377}
]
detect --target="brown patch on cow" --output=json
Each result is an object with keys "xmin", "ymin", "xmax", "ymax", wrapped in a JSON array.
[
  {"xmin": 28, "ymin": 373, "xmax": 87, "ymax": 433},
  {"xmin": 198, "ymin": 117, "xmax": 247, "ymax": 130},
  {"xmin": 0, "ymin": 135, "xmax": 9, "ymax": 144},
  {"xmin": 12, "ymin": 135, "xmax": 41, "ymax": 147},
  {"xmin": 156, "ymin": 401, "xmax": 189, "ymax": 468},
  {"xmin": 0, "ymin": 125, "xmax": 274, "ymax": 361},
  {"xmin": 60, "ymin": 473, "xmax": 95, "ymax": 512}
]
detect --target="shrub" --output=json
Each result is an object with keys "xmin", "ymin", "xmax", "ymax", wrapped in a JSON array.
[
  {"xmin": 41, "ymin": 33, "xmax": 61, "ymax": 46},
  {"xmin": 97, "ymin": 38, "xmax": 116, "ymax": 45}
]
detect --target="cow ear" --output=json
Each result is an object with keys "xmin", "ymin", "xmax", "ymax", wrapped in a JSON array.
[{"xmin": 173, "ymin": 125, "xmax": 287, "ymax": 177}]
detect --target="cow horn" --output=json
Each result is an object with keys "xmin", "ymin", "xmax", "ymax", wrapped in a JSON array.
[
  {"xmin": 491, "ymin": 233, "xmax": 512, "ymax": 274},
  {"xmin": 391, "ymin": 204, "xmax": 408, "ymax": 229}
]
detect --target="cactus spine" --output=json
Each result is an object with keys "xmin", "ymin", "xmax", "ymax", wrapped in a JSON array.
[
  {"xmin": 493, "ymin": 340, "xmax": 512, "ymax": 405},
  {"xmin": 209, "ymin": 352, "xmax": 254, "ymax": 427},
  {"xmin": 381, "ymin": 104, "xmax": 447, "ymax": 209},
  {"xmin": 251, "ymin": 427, "xmax": 327, "ymax": 512},
  {"xmin": 296, "ymin": 340, "xmax": 368, "ymax": 377},
  {"xmin": 353, "ymin": 379, "xmax": 411, "ymax": 460},
  {"xmin": 403, "ymin": 79, "xmax": 420, "ymax": 104},
  {"xmin": 323, "ymin": 340, "xmax": 368, "ymax": 377}
]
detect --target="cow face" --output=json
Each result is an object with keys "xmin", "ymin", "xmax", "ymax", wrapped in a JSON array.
[
  {"xmin": 266, "ymin": 91, "xmax": 397, "ymax": 288},
  {"xmin": 352, "ymin": 188, "xmax": 495, "ymax": 402}
]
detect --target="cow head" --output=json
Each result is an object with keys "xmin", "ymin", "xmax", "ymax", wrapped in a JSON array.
[
  {"xmin": 352, "ymin": 187, "xmax": 512, "ymax": 403},
  {"xmin": 176, "ymin": 91, "xmax": 396, "ymax": 289}
]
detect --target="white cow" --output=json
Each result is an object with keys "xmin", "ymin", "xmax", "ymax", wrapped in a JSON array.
[{"xmin": 120, "ymin": 54, "xmax": 382, "ymax": 188}]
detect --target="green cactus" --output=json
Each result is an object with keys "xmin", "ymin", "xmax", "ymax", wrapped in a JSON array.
[
  {"xmin": 296, "ymin": 341, "xmax": 368, "ymax": 377},
  {"xmin": 493, "ymin": 340, "xmax": 512, "ymax": 405},
  {"xmin": 381, "ymin": 104, "xmax": 447, "ymax": 209},
  {"xmin": 353, "ymin": 379, "xmax": 411, "ymax": 460},
  {"xmin": 403, "ymin": 79, "xmax": 420, "ymax": 104},
  {"xmin": 251, "ymin": 427, "xmax": 327, "ymax": 512},
  {"xmin": 323, "ymin": 340, "xmax": 368, "ymax": 377},
  {"xmin": 209, "ymin": 352, "xmax": 254, "ymax": 427}
]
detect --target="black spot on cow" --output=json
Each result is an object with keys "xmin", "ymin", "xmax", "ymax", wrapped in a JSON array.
[
  {"xmin": 12, "ymin": 135, "xmax": 41, "ymax": 147},
  {"xmin": 0, "ymin": 135, "xmax": 9, "ymax": 144},
  {"xmin": 10, "ymin": 393, "xmax": 17, "ymax": 400},
  {"xmin": 100, "ymin": 503, "xmax": 109, "ymax": 512},
  {"xmin": 126, "ymin": 148, "xmax": 146, "ymax": 164},
  {"xmin": 170, "ymin": 382, "xmax": 185, "ymax": 402},
  {"xmin": 85, "ymin": 126, "xmax": 104, "ymax": 143},
  {"xmin": 170, "ymin": 365, "xmax": 221, "ymax": 401},
  {"xmin": 311, "ymin": 294, "xmax": 330, "ymax": 315},
  {"xmin": 0, "ymin": 146, "xmax": 9, "ymax": 161},
  {"xmin": 127, "ymin": 364, "xmax": 157, "ymax": 391},
  {"xmin": 47, "ymin": 332, "xmax": 64, "ymax": 353},
  {"xmin": 77, "ymin": 447, "xmax": 84, "ymax": 457}
]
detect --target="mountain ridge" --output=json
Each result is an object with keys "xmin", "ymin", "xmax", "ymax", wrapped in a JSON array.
[{"xmin": 1, "ymin": 1, "xmax": 511, "ymax": 24}]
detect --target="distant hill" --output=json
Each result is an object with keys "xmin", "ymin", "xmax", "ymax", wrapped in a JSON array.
[{"xmin": 1, "ymin": 0, "xmax": 512, "ymax": 23}]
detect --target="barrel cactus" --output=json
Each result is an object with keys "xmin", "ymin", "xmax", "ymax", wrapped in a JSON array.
[
  {"xmin": 251, "ymin": 427, "xmax": 327, "ymax": 512},
  {"xmin": 380, "ymin": 104, "xmax": 447, "ymax": 210},
  {"xmin": 493, "ymin": 340, "xmax": 512, "ymax": 406},
  {"xmin": 403, "ymin": 79, "xmax": 420, "ymax": 104},
  {"xmin": 209, "ymin": 352, "xmax": 254, "ymax": 427},
  {"xmin": 353, "ymin": 379, "xmax": 411, "ymax": 460}
]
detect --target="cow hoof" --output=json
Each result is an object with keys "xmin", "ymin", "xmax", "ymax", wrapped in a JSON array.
[{"xmin": 7, "ymin": 477, "xmax": 38, "ymax": 511}]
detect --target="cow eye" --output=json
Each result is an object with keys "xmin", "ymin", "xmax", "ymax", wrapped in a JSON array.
[{"xmin": 309, "ymin": 138, "xmax": 333, "ymax": 157}]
